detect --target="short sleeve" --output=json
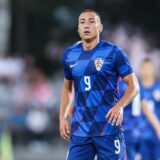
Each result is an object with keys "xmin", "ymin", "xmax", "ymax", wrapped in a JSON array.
[
  {"xmin": 115, "ymin": 48, "xmax": 133, "ymax": 78},
  {"xmin": 62, "ymin": 50, "xmax": 72, "ymax": 80},
  {"xmin": 139, "ymin": 86, "xmax": 144, "ymax": 100}
]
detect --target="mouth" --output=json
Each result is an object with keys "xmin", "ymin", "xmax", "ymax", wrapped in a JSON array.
[{"xmin": 84, "ymin": 31, "xmax": 90, "ymax": 35}]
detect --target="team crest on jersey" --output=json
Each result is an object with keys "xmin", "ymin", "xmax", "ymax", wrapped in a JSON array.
[{"xmin": 94, "ymin": 58, "xmax": 104, "ymax": 71}]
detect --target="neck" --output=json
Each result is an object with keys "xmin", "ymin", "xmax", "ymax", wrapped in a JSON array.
[
  {"xmin": 82, "ymin": 38, "xmax": 100, "ymax": 51},
  {"xmin": 141, "ymin": 77, "xmax": 155, "ymax": 88}
]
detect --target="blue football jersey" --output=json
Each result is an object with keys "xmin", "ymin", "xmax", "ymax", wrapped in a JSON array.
[
  {"xmin": 62, "ymin": 40, "xmax": 133, "ymax": 137},
  {"xmin": 139, "ymin": 81, "xmax": 160, "ymax": 139}
]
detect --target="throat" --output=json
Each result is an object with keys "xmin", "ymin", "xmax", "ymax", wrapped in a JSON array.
[
  {"xmin": 82, "ymin": 39, "xmax": 99, "ymax": 51},
  {"xmin": 84, "ymin": 43, "xmax": 93, "ymax": 50}
]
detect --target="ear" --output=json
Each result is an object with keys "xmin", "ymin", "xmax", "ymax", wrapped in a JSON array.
[{"xmin": 99, "ymin": 24, "xmax": 103, "ymax": 32}]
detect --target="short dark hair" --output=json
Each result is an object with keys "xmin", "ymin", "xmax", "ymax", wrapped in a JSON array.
[
  {"xmin": 142, "ymin": 58, "xmax": 152, "ymax": 63},
  {"xmin": 79, "ymin": 9, "xmax": 102, "ymax": 23},
  {"xmin": 141, "ymin": 58, "xmax": 154, "ymax": 67}
]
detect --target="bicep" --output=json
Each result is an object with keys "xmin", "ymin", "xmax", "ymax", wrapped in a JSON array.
[
  {"xmin": 63, "ymin": 78, "xmax": 72, "ymax": 92},
  {"xmin": 123, "ymin": 73, "xmax": 139, "ymax": 87},
  {"xmin": 115, "ymin": 48, "xmax": 133, "ymax": 78}
]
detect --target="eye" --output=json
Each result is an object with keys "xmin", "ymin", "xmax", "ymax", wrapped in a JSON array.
[
  {"xmin": 80, "ymin": 21, "xmax": 84, "ymax": 24},
  {"xmin": 90, "ymin": 20, "xmax": 95, "ymax": 23}
]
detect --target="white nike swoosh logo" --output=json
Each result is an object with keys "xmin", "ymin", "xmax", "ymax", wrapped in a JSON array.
[{"xmin": 70, "ymin": 63, "xmax": 77, "ymax": 68}]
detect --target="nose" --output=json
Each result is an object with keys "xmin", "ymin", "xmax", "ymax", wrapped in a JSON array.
[
  {"xmin": 84, "ymin": 26, "xmax": 89, "ymax": 29},
  {"xmin": 83, "ymin": 21, "xmax": 90, "ymax": 28}
]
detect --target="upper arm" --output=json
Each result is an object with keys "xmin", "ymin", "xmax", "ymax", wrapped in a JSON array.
[
  {"xmin": 114, "ymin": 47, "xmax": 133, "ymax": 78},
  {"xmin": 123, "ymin": 73, "xmax": 139, "ymax": 87},
  {"xmin": 114, "ymin": 47, "xmax": 139, "ymax": 90},
  {"xmin": 62, "ymin": 50, "xmax": 72, "ymax": 80},
  {"xmin": 122, "ymin": 73, "xmax": 140, "ymax": 97},
  {"xmin": 63, "ymin": 78, "xmax": 72, "ymax": 93}
]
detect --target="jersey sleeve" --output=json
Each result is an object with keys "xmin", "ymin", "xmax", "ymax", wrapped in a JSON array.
[
  {"xmin": 62, "ymin": 50, "xmax": 72, "ymax": 80},
  {"xmin": 139, "ymin": 86, "xmax": 145, "ymax": 100},
  {"xmin": 114, "ymin": 47, "xmax": 133, "ymax": 78}
]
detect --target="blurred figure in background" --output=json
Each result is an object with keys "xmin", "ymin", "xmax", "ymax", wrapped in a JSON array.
[{"xmin": 139, "ymin": 58, "xmax": 160, "ymax": 160}]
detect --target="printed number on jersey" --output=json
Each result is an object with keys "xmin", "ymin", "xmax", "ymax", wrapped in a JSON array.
[
  {"xmin": 114, "ymin": 139, "xmax": 120, "ymax": 154},
  {"xmin": 84, "ymin": 76, "xmax": 91, "ymax": 91}
]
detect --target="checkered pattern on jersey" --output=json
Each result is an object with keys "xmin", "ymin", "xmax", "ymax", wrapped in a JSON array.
[{"xmin": 62, "ymin": 40, "xmax": 133, "ymax": 136}]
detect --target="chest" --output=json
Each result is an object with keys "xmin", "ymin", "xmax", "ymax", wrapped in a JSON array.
[{"xmin": 69, "ymin": 53, "xmax": 114, "ymax": 77}]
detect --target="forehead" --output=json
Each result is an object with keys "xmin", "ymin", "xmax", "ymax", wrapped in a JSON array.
[
  {"xmin": 141, "ymin": 62, "xmax": 154, "ymax": 69},
  {"xmin": 79, "ymin": 12, "xmax": 99, "ymax": 21},
  {"xmin": 142, "ymin": 61, "xmax": 153, "ymax": 67}
]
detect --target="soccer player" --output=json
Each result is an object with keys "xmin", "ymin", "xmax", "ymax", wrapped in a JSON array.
[
  {"xmin": 59, "ymin": 9, "xmax": 139, "ymax": 160},
  {"xmin": 139, "ymin": 58, "xmax": 160, "ymax": 160}
]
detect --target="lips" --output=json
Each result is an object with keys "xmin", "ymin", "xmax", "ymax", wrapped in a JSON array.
[{"xmin": 84, "ymin": 31, "xmax": 90, "ymax": 34}]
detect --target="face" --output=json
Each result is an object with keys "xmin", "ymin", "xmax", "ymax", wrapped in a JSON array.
[
  {"xmin": 78, "ymin": 12, "xmax": 103, "ymax": 41},
  {"xmin": 140, "ymin": 61, "xmax": 155, "ymax": 79}
]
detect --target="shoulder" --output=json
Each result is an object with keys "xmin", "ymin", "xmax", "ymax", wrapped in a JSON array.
[
  {"xmin": 63, "ymin": 41, "xmax": 82, "ymax": 55},
  {"xmin": 101, "ymin": 40, "xmax": 121, "ymax": 51},
  {"xmin": 62, "ymin": 41, "xmax": 82, "ymax": 64},
  {"xmin": 100, "ymin": 40, "xmax": 124, "ymax": 58}
]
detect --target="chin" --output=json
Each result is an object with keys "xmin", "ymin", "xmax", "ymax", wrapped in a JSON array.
[
  {"xmin": 83, "ymin": 36, "xmax": 93, "ymax": 41},
  {"xmin": 84, "ymin": 37, "xmax": 97, "ymax": 42},
  {"xmin": 84, "ymin": 38, "xmax": 91, "ymax": 41}
]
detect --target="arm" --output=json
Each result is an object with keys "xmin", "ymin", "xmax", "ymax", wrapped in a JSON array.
[
  {"xmin": 66, "ymin": 99, "xmax": 74, "ymax": 117},
  {"xmin": 106, "ymin": 73, "xmax": 139, "ymax": 126},
  {"xmin": 141, "ymin": 99, "xmax": 160, "ymax": 139},
  {"xmin": 59, "ymin": 78, "xmax": 72, "ymax": 141},
  {"xmin": 65, "ymin": 83, "xmax": 74, "ymax": 118}
]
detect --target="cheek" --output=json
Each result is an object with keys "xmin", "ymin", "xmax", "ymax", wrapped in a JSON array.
[
  {"xmin": 78, "ymin": 29, "xmax": 82, "ymax": 34},
  {"xmin": 78, "ymin": 29, "xmax": 83, "ymax": 37},
  {"xmin": 78, "ymin": 27, "xmax": 81, "ymax": 34},
  {"xmin": 92, "ymin": 26, "xmax": 100, "ymax": 32},
  {"xmin": 93, "ymin": 28, "xmax": 100, "ymax": 34},
  {"xmin": 78, "ymin": 26, "xmax": 84, "ymax": 32}
]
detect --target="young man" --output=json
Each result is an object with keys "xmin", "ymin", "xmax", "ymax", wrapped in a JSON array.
[
  {"xmin": 60, "ymin": 9, "xmax": 139, "ymax": 160},
  {"xmin": 139, "ymin": 58, "xmax": 160, "ymax": 160}
]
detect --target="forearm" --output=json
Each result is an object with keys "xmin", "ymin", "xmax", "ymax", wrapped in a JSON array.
[
  {"xmin": 60, "ymin": 90, "xmax": 70, "ymax": 118},
  {"xmin": 60, "ymin": 79, "xmax": 72, "ymax": 119},
  {"xmin": 142, "ymin": 100, "xmax": 160, "ymax": 133}
]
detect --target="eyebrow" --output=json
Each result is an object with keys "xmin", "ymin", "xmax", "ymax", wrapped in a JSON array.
[{"xmin": 79, "ymin": 18, "xmax": 95, "ymax": 21}]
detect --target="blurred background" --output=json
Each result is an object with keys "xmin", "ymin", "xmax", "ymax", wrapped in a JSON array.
[{"xmin": 0, "ymin": 0, "xmax": 160, "ymax": 160}]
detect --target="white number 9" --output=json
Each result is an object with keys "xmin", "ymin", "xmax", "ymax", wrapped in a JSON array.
[
  {"xmin": 114, "ymin": 139, "xmax": 120, "ymax": 154},
  {"xmin": 84, "ymin": 76, "xmax": 91, "ymax": 91}
]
